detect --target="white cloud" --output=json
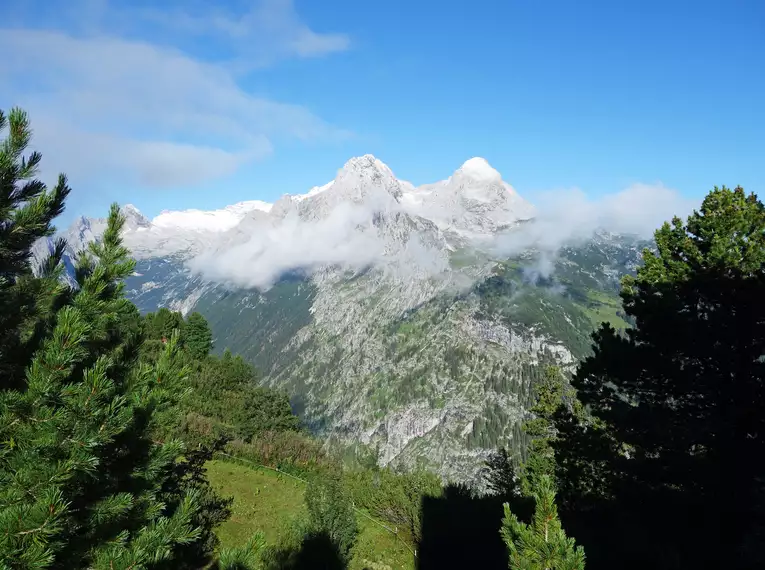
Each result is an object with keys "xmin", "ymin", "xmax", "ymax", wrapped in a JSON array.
[
  {"xmin": 0, "ymin": 1, "xmax": 350, "ymax": 190},
  {"xmin": 190, "ymin": 202, "xmax": 385, "ymax": 290},
  {"xmin": 492, "ymin": 183, "xmax": 696, "ymax": 257},
  {"xmin": 134, "ymin": 0, "xmax": 351, "ymax": 66},
  {"xmin": 186, "ymin": 174, "xmax": 695, "ymax": 292}
]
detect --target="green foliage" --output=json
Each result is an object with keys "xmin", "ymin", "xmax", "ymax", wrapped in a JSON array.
[
  {"xmin": 556, "ymin": 185, "xmax": 765, "ymax": 569},
  {"xmin": 178, "ymin": 352, "xmax": 300, "ymax": 445},
  {"xmin": 520, "ymin": 366, "xmax": 580, "ymax": 496},
  {"xmin": 215, "ymin": 533, "xmax": 265, "ymax": 570},
  {"xmin": 0, "ymin": 107, "xmax": 69, "ymax": 277},
  {"xmin": 183, "ymin": 311, "xmax": 213, "ymax": 360},
  {"xmin": 483, "ymin": 448, "xmax": 520, "ymax": 499},
  {"xmin": 0, "ymin": 202, "xmax": 204, "ymax": 568},
  {"xmin": 304, "ymin": 471, "xmax": 359, "ymax": 564},
  {"xmin": 0, "ymin": 107, "xmax": 71, "ymax": 391},
  {"xmin": 145, "ymin": 307, "xmax": 185, "ymax": 342},
  {"xmin": 157, "ymin": 441, "xmax": 234, "ymax": 569},
  {"xmin": 483, "ymin": 367, "xmax": 586, "ymax": 568},
  {"xmin": 205, "ymin": 460, "xmax": 415, "ymax": 570},
  {"xmin": 501, "ymin": 476, "xmax": 585, "ymax": 570},
  {"xmin": 225, "ymin": 431, "xmax": 332, "ymax": 479},
  {"xmin": 345, "ymin": 467, "xmax": 442, "ymax": 544}
]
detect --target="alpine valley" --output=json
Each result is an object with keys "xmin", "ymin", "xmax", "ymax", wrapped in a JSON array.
[{"xmin": 37, "ymin": 155, "xmax": 650, "ymax": 485}]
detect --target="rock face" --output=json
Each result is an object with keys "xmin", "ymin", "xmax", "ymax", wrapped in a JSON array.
[{"xmin": 38, "ymin": 155, "xmax": 650, "ymax": 484}]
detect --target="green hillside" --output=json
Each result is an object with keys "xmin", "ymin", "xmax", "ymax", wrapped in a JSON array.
[{"xmin": 206, "ymin": 460, "xmax": 415, "ymax": 570}]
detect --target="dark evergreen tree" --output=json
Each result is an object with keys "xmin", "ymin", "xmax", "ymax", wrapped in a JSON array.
[
  {"xmin": 483, "ymin": 447, "xmax": 520, "ymax": 499},
  {"xmin": 520, "ymin": 366, "xmax": 581, "ymax": 497},
  {"xmin": 0, "ymin": 111, "xmax": 257, "ymax": 568},
  {"xmin": 183, "ymin": 311, "xmax": 213, "ymax": 360},
  {"xmin": 555, "ymin": 186, "xmax": 765, "ymax": 569},
  {"xmin": 0, "ymin": 107, "xmax": 70, "ymax": 390}
]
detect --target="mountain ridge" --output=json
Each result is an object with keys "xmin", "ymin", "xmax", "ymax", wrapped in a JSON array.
[{"xmin": 35, "ymin": 154, "xmax": 650, "ymax": 483}]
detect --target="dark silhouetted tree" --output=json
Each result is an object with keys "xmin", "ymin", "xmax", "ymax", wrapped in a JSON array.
[{"xmin": 555, "ymin": 186, "xmax": 765, "ymax": 569}]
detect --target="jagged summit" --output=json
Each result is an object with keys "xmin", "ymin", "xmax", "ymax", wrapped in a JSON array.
[
  {"xmin": 55, "ymin": 153, "xmax": 536, "ymax": 263},
  {"xmin": 456, "ymin": 157, "xmax": 502, "ymax": 183},
  {"xmin": 121, "ymin": 204, "xmax": 152, "ymax": 230},
  {"xmin": 340, "ymin": 154, "xmax": 392, "ymax": 175},
  {"xmin": 299, "ymin": 154, "xmax": 404, "ymax": 212}
]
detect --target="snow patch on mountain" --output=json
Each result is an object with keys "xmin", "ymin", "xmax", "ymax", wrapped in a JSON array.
[
  {"xmin": 294, "ymin": 181, "xmax": 334, "ymax": 202},
  {"xmin": 45, "ymin": 154, "xmax": 692, "ymax": 296},
  {"xmin": 152, "ymin": 200, "xmax": 271, "ymax": 232},
  {"xmin": 457, "ymin": 157, "xmax": 502, "ymax": 183}
]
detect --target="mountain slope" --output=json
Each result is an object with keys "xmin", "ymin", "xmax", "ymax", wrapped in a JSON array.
[{"xmin": 44, "ymin": 155, "xmax": 648, "ymax": 483}]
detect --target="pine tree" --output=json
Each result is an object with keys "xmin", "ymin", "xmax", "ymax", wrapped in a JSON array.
[
  {"xmin": 183, "ymin": 311, "xmax": 213, "ymax": 360},
  {"xmin": 215, "ymin": 534, "xmax": 265, "ymax": 570},
  {"xmin": 0, "ymin": 107, "xmax": 70, "ymax": 390},
  {"xmin": 484, "ymin": 447, "xmax": 520, "ymax": 499},
  {"xmin": 555, "ymin": 186, "xmax": 765, "ymax": 569},
  {"xmin": 0, "ymin": 203, "xmax": 210, "ymax": 568},
  {"xmin": 501, "ymin": 475, "xmax": 585, "ymax": 570},
  {"xmin": 145, "ymin": 308, "xmax": 185, "ymax": 343},
  {"xmin": 520, "ymin": 366, "xmax": 582, "ymax": 496}
]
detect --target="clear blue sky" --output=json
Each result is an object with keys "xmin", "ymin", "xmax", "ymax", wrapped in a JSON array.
[{"xmin": 2, "ymin": 0, "xmax": 763, "ymax": 225}]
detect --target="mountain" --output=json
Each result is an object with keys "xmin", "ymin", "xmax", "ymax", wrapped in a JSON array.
[{"xmin": 39, "ymin": 155, "xmax": 649, "ymax": 484}]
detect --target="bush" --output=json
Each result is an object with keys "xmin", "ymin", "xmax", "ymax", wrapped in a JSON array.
[
  {"xmin": 226, "ymin": 430, "xmax": 335, "ymax": 478},
  {"xmin": 345, "ymin": 467, "xmax": 443, "ymax": 544},
  {"xmin": 305, "ymin": 470, "xmax": 359, "ymax": 562}
]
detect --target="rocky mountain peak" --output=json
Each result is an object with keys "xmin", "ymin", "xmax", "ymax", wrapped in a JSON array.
[
  {"xmin": 340, "ymin": 154, "xmax": 392, "ymax": 177},
  {"xmin": 121, "ymin": 204, "xmax": 152, "ymax": 230},
  {"xmin": 332, "ymin": 154, "xmax": 403, "ymax": 202}
]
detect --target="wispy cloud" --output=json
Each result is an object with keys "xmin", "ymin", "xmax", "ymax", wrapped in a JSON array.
[
  {"xmin": 492, "ymin": 182, "xmax": 695, "ymax": 253},
  {"xmin": 134, "ymin": 0, "xmax": 351, "ymax": 67},
  {"xmin": 0, "ymin": 0, "xmax": 350, "ymax": 190},
  {"xmin": 490, "ymin": 182, "xmax": 696, "ymax": 279},
  {"xmin": 186, "ymin": 158, "xmax": 696, "ymax": 291}
]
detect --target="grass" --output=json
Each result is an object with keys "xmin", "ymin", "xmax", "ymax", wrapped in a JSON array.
[
  {"xmin": 207, "ymin": 460, "xmax": 306, "ymax": 547},
  {"xmin": 205, "ymin": 459, "xmax": 415, "ymax": 570},
  {"xmin": 582, "ymin": 289, "xmax": 630, "ymax": 330}
]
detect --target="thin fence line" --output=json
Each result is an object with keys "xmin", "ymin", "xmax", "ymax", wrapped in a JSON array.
[{"xmin": 213, "ymin": 451, "xmax": 418, "ymax": 559}]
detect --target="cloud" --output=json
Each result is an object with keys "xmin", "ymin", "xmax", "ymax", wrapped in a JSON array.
[
  {"xmin": 0, "ymin": 1, "xmax": 350, "ymax": 190},
  {"xmin": 491, "ymin": 183, "xmax": 696, "ymax": 258},
  {"xmin": 186, "ymin": 176, "xmax": 696, "ymax": 291},
  {"xmin": 190, "ymin": 201, "xmax": 385, "ymax": 290},
  {"xmin": 134, "ymin": 0, "xmax": 351, "ymax": 66}
]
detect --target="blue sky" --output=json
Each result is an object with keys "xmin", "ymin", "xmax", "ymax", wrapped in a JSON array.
[{"xmin": 2, "ymin": 0, "xmax": 763, "ymax": 226}]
